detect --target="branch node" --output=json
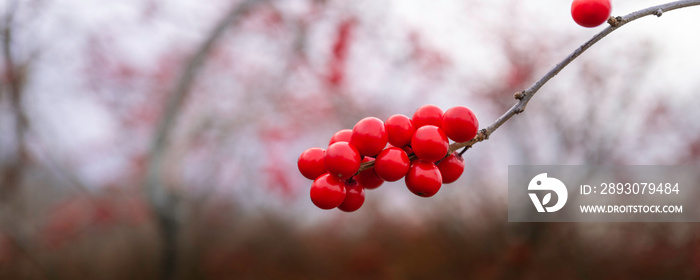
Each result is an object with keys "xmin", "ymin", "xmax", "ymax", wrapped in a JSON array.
[
  {"xmin": 479, "ymin": 128, "xmax": 489, "ymax": 140},
  {"xmin": 607, "ymin": 16, "xmax": 622, "ymax": 27},
  {"xmin": 514, "ymin": 91, "xmax": 526, "ymax": 100},
  {"xmin": 654, "ymin": 9, "xmax": 664, "ymax": 17}
]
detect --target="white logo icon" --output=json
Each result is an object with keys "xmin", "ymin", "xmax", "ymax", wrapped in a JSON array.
[{"xmin": 528, "ymin": 173, "xmax": 568, "ymax": 213}]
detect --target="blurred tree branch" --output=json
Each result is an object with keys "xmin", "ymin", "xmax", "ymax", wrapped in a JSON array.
[
  {"xmin": 143, "ymin": 0, "xmax": 266, "ymax": 279},
  {"xmin": 360, "ymin": 0, "xmax": 700, "ymax": 172},
  {"xmin": 145, "ymin": 0, "xmax": 265, "ymax": 214},
  {"xmin": 0, "ymin": 1, "xmax": 53, "ymax": 278},
  {"xmin": 0, "ymin": 0, "xmax": 29, "ymax": 198}
]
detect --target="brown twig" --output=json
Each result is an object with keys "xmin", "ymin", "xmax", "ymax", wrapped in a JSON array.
[{"xmin": 359, "ymin": 0, "xmax": 700, "ymax": 172}]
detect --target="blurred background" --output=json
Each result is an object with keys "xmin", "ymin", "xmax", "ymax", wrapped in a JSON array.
[{"xmin": 2, "ymin": 0, "xmax": 700, "ymax": 279}]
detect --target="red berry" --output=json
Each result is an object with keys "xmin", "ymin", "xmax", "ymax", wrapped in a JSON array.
[
  {"xmin": 310, "ymin": 174, "xmax": 347, "ymax": 209},
  {"xmin": 571, "ymin": 0, "xmax": 611, "ymax": 28},
  {"xmin": 437, "ymin": 153, "xmax": 465, "ymax": 184},
  {"xmin": 374, "ymin": 147, "xmax": 410, "ymax": 182},
  {"xmin": 329, "ymin": 129, "xmax": 352, "ymax": 145},
  {"xmin": 350, "ymin": 117, "xmax": 388, "ymax": 156},
  {"xmin": 338, "ymin": 179, "xmax": 365, "ymax": 212},
  {"xmin": 325, "ymin": 142, "xmax": 361, "ymax": 179},
  {"xmin": 442, "ymin": 106, "xmax": 479, "ymax": 142},
  {"xmin": 298, "ymin": 147, "xmax": 327, "ymax": 180},
  {"xmin": 412, "ymin": 104, "xmax": 443, "ymax": 128},
  {"xmin": 385, "ymin": 114, "xmax": 414, "ymax": 147},
  {"xmin": 411, "ymin": 125, "xmax": 449, "ymax": 162},
  {"xmin": 405, "ymin": 160, "xmax": 442, "ymax": 197},
  {"xmin": 355, "ymin": 157, "xmax": 384, "ymax": 189}
]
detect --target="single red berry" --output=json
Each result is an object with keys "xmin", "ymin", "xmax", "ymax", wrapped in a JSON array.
[
  {"xmin": 571, "ymin": 0, "xmax": 611, "ymax": 28},
  {"xmin": 355, "ymin": 157, "xmax": 384, "ymax": 189},
  {"xmin": 325, "ymin": 142, "xmax": 361, "ymax": 179},
  {"xmin": 350, "ymin": 117, "xmax": 388, "ymax": 156},
  {"xmin": 385, "ymin": 114, "xmax": 414, "ymax": 147},
  {"xmin": 412, "ymin": 104, "xmax": 443, "ymax": 128},
  {"xmin": 329, "ymin": 129, "xmax": 352, "ymax": 145},
  {"xmin": 298, "ymin": 147, "xmax": 327, "ymax": 180},
  {"xmin": 374, "ymin": 147, "xmax": 410, "ymax": 182},
  {"xmin": 338, "ymin": 179, "xmax": 365, "ymax": 212},
  {"xmin": 442, "ymin": 106, "xmax": 479, "ymax": 142},
  {"xmin": 405, "ymin": 160, "xmax": 442, "ymax": 197},
  {"xmin": 437, "ymin": 153, "xmax": 465, "ymax": 184},
  {"xmin": 411, "ymin": 125, "xmax": 449, "ymax": 162},
  {"xmin": 310, "ymin": 174, "xmax": 347, "ymax": 209}
]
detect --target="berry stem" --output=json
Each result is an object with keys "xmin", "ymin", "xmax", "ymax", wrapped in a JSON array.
[
  {"xmin": 358, "ymin": 0, "xmax": 700, "ymax": 173},
  {"xmin": 458, "ymin": 146, "xmax": 468, "ymax": 157}
]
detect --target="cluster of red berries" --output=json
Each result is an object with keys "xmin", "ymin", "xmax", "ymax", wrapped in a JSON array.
[
  {"xmin": 571, "ymin": 0, "xmax": 612, "ymax": 28},
  {"xmin": 298, "ymin": 105, "xmax": 479, "ymax": 212}
]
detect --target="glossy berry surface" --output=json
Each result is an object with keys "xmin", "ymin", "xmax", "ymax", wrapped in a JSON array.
[
  {"xmin": 437, "ymin": 153, "xmax": 465, "ymax": 184},
  {"xmin": 338, "ymin": 179, "xmax": 365, "ymax": 212},
  {"xmin": 324, "ymin": 142, "xmax": 361, "ymax": 179},
  {"xmin": 329, "ymin": 129, "xmax": 353, "ymax": 145},
  {"xmin": 405, "ymin": 160, "xmax": 442, "ymax": 197},
  {"xmin": 374, "ymin": 147, "xmax": 410, "ymax": 182},
  {"xmin": 412, "ymin": 104, "xmax": 443, "ymax": 129},
  {"xmin": 350, "ymin": 117, "xmax": 388, "ymax": 156},
  {"xmin": 442, "ymin": 106, "xmax": 479, "ymax": 142},
  {"xmin": 297, "ymin": 147, "xmax": 327, "ymax": 180},
  {"xmin": 298, "ymin": 103, "xmax": 483, "ymax": 210},
  {"xmin": 385, "ymin": 114, "xmax": 414, "ymax": 147},
  {"xmin": 411, "ymin": 125, "xmax": 449, "ymax": 162},
  {"xmin": 310, "ymin": 174, "xmax": 347, "ymax": 209},
  {"xmin": 355, "ymin": 157, "xmax": 384, "ymax": 189},
  {"xmin": 571, "ymin": 0, "xmax": 611, "ymax": 28}
]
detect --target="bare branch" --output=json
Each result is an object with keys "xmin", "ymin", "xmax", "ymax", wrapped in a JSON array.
[
  {"xmin": 144, "ymin": 0, "xmax": 263, "ymax": 215},
  {"xmin": 142, "ymin": 2, "xmax": 265, "ymax": 280},
  {"xmin": 360, "ymin": 0, "xmax": 700, "ymax": 172},
  {"xmin": 1, "ymin": 0, "xmax": 29, "ymax": 197},
  {"xmin": 448, "ymin": 0, "xmax": 700, "ymax": 154}
]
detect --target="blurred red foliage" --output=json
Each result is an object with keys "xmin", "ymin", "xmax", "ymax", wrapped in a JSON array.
[
  {"xmin": 40, "ymin": 194, "xmax": 151, "ymax": 250},
  {"xmin": 326, "ymin": 18, "xmax": 356, "ymax": 87}
]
